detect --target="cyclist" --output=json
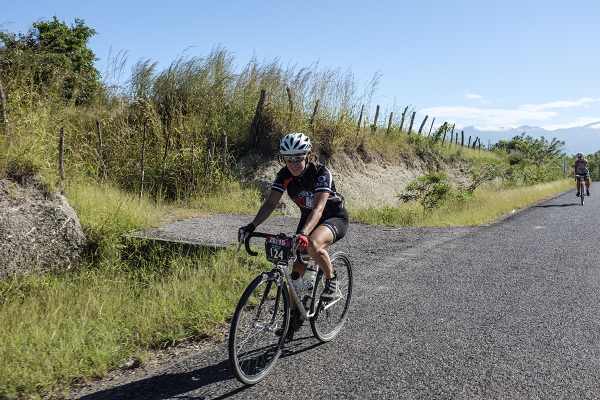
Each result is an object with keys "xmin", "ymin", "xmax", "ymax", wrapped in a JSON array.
[
  {"xmin": 574, "ymin": 152, "xmax": 591, "ymax": 197},
  {"xmin": 238, "ymin": 132, "xmax": 349, "ymax": 333}
]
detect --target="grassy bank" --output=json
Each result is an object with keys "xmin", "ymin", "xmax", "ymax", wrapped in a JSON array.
[
  {"xmin": 0, "ymin": 181, "xmax": 265, "ymax": 399},
  {"xmin": 352, "ymin": 179, "xmax": 572, "ymax": 227}
]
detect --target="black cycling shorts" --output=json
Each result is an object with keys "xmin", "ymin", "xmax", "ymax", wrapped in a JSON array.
[{"xmin": 296, "ymin": 209, "xmax": 349, "ymax": 243}]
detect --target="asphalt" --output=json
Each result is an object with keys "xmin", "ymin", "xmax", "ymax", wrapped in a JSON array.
[{"xmin": 76, "ymin": 189, "xmax": 600, "ymax": 399}]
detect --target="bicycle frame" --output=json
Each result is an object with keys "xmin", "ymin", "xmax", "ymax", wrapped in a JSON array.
[{"xmin": 243, "ymin": 232, "xmax": 342, "ymax": 322}]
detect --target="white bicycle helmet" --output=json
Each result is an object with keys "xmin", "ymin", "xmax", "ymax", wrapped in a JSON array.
[{"xmin": 279, "ymin": 132, "xmax": 312, "ymax": 156}]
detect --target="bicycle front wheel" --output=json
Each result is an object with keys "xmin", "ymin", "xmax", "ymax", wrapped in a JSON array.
[
  {"xmin": 309, "ymin": 252, "xmax": 353, "ymax": 342},
  {"xmin": 228, "ymin": 272, "xmax": 290, "ymax": 385}
]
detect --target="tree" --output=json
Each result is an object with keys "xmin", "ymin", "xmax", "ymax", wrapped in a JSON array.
[
  {"xmin": 0, "ymin": 17, "xmax": 100, "ymax": 104},
  {"xmin": 492, "ymin": 133, "xmax": 564, "ymax": 164}
]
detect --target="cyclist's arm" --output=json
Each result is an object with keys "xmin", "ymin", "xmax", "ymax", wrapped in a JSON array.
[
  {"xmin": 251, "ymin": 190, "xmax": 283, "ymax": 227},
  {"xmin": 298, "ymin": 192, "xmax": 329, "ymax": 235}
]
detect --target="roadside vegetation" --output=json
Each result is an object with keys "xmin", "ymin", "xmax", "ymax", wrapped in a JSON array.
[
  {"xmin": 0, "ymin": 17, "xmax": 572, "ymax": 399},
  {"xmin": 0, "ymin": 181, "xmax": 267, "ymax": 399}
]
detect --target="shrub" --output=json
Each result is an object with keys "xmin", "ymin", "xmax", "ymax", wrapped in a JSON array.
[{"xmin": 399, "ymin": 172, "xmax": 452, "ymax": 210}]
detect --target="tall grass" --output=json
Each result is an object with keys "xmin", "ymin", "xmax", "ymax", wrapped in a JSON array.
[{"xmin": 3, "ymin": 47, "xmax": 389, "ymax": 198}]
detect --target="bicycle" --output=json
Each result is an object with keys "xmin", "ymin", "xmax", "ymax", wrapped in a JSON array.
[
  {"xmin": 576, "ymin": 174, "xmax": 588, "ymax": 206},
  {"xmin": 228, "ymin": 231, "xmax": 353, "ymax": 385}
]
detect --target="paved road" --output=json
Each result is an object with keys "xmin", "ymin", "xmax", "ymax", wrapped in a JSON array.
[{"xmin": 77, "ymin": 190, "xmax": 600, "ymax": 399}]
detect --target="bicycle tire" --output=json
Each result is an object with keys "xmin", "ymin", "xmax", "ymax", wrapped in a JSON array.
[
  {"xmin": 309, "ymin": 252, "xmax": 353, "ymax": 342},
  {"xmin": 580, "ymin": 179, "xmax": 585, "ymax": 206},
  {"xmin": 228, "ymin": 273, "xmax": 290, "ymax": 385}
]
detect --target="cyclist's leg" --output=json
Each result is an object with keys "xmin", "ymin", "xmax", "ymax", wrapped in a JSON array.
[
  {"xmin": 291, "ymin": 215, "xmax": 309, "ymax": 278},
  {"xmin": 307, "ymin": 214, "xmax": 349, "ymax": 279},
  {"xmin": 307, "ymin": 226, "xmax": 335, "ymax": 279},
  {"xmin": 585, "ymin": 175, "xmax": 591, "ymax": 194}
]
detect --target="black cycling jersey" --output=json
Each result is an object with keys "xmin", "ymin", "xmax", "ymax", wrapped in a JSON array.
[{"xmin": 271, "ymin": 162, "xmax": 345, "ymax": 219}]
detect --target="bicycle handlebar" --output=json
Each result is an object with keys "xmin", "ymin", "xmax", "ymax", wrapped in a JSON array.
[
  {"xmin": 241, "ymin": 232, "xmax": 297, "ymax": 257},
  {"xmin": 243, "ymin": 232, "xmax": 270, "ymax": 256}
]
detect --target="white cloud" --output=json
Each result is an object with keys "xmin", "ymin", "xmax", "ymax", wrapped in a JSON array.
[
  {"xmin": 420, "ymin": 97, "xmax": 600, "ymax": 131},
  {"xmin": 419, "ymin": 106, "xmax": 556, "ymax": 131},
  {"xmin": 542, "ymin": 117, "xmax": 600, "ymax": 130},
  {"xmin": 465, "ymin": 93, "xmax": 484, "ymax": 101},
  {"xmin": 520, "ymin": 97, "xmax": 600, "ymax": 112}
]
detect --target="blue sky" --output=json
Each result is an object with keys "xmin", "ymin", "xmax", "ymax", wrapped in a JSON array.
[{"xmin": 3, "ymin": 0, "xmax": 600, "ymax": 132}]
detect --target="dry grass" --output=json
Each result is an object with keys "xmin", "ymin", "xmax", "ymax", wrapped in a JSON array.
[{"xmin": 352, "ymin": 179, "xmax": 572, "ymax": 227}]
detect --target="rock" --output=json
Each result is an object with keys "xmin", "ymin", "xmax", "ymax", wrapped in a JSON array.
[
  {"xmin": 0, "ymin": 178, "xmax": 86, "ymax": 278},
  {"xmin": 119, "ymin": 358, "xmax": 141, "ymax": 370}
]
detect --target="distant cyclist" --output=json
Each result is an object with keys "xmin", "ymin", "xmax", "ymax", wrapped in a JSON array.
[
  {"xmin": 574, "ymin": 152, "xmax": 591, "ymax": 197},
  {"xmin": 238, "ymin": 132, "xmax": 349, "ymax": 335}
]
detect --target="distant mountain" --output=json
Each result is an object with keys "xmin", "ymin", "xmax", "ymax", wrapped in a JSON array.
[{"xmin": 461, "ymin": 122, "xmax": 600, "ymax": 155}]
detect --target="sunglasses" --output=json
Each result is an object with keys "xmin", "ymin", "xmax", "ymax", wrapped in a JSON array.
[{"xmin": 283, "ymin": 155, "xmax": 306, "ymax": 164}]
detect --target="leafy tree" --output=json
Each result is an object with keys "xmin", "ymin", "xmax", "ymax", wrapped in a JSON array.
[
  {"xmin": 492, "ymin": 133, "xmax": 564, "ymax": 164},
  {"xmin": 0, "ymin": 17, "xmax": 100, "ymax": 104}
]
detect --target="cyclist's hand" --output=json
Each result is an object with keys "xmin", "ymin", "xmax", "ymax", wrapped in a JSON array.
[
  {"xmin": 238, "ymin": 222, "xmax": 256, "ymax": 243},
  {"xmin": 296, "ymin": 234, "xmax": 309, "ymax": 251}
]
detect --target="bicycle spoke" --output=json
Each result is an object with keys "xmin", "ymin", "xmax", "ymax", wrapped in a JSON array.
[{"xmin": 229, "ymin": 273, "xmax": 289, "ymax": 384}]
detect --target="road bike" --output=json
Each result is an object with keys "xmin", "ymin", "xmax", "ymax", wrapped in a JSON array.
[
  {"xmin": 228, "ymin": 231, "xmax": 353, "ymax": 385},
  {"xmin": 576, "ymin": 174, "xmax": 588, "ymax": 206}
]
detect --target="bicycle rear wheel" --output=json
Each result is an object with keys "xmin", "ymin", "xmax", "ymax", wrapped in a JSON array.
[
  {"xmin": 228, "ymin": 272, "xmax": 290, "ymax": 385},
  {"xmin": 580, "ymin": 179, "xmax": 585, "ymax": 205},
  {"xmin": 309, "ymin": 252, "xmax": 353, "ymax": 342}
]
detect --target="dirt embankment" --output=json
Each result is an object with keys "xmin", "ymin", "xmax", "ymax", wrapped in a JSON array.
[{"xmin": 247, "ymin": 152, "xmax": 471, "ymax": 215}]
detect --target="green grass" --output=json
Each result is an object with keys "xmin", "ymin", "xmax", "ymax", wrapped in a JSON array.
[
  {"xmin": 352, "ymin": 179, "xmax": 572, "ymax": 227},
  {"xmin": 189, "ymin": 181, "xmax": 262, "ymax": 215},
  {"xmin": 0, "ymin": 181, "xmax": 270, "ymax": 399},
  {"xmin": 0, "ymin": 249, "xmax": 265, "ymax": 399}
]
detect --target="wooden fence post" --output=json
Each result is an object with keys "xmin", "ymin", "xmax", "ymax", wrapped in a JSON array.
[
  {"xmin": 223, "ymin": 131, "xmax": 228, "ymax": 164},
  {"xmin": 418, "ymin": 115, "xmax": 428, "ymax": 135},
  {"xmin": 95, "ymin": 120, "xmax": 107, "ymax": 182},
  {"xmin": 251, "ymin": 89, "xmax": 266, "ymax": 148},
  {"xmin": 468, "ymin": 136, "xmax": 472, "ymax": 148},
  {"xmin": 356, "ymin": 104, "xmax": 364, "ymax": 133},
  {"xmin": 159, "ymin": 121, "xmax": 172, "ymax": 196},
  {"xmin": 286, "ymin": 86, "xmax": 294, "ymax": 129},
  {"xmin": 407, "ymin": 111, "xmax": 416, "ymax": 135},
  {"xmin": 460, "ymin": 130, "xmax": 464, "ymax": 147},
  {"xmin": 442, "ymin": 128, "xmax": 447, "ymax": 144},
  {"xmin": 450, "ymin": 131, "xmax": 454, "ymax": 146},
  {"xmin": 428, "ymin": 117, "xmax": 435, "ymax": 137},
  {"xmin": 190, "ymin": 129, "xmax": 197, "ymax": 192},
  {"xmin": 58, "ymin": 127, "xmax": 65, "ymax": 190},
  {"xmin": 386, "ymin": 112, "xmax": 394, "ymax": 135},
  {"xmin": 286, "ymin": 87, "xmax": 293, "ymax": 113},
  {"xmin": 0, "ymin": 77, "xmax": 9, "ymax": 138},
  {"xmin": 371, "ymin": 105, "xmax": 380, "ymax": 133},
  {"xmin": 139, "ymin": 120, "xmax": 147, "ymax": 200},
  {"xmin": 399, "ymin": 106, "xmax": 408, "ymax": 132},
  {"xmin": 310, "ymin": 99, "xmax": 320, "ymax": 129}
]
